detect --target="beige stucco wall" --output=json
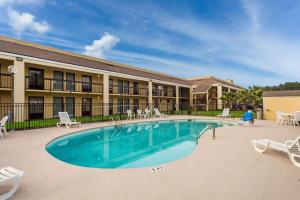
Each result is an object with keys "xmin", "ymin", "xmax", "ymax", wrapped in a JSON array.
[{"xmin": 263, "ymin": 96, "xmax": 300, "ymax": 120}]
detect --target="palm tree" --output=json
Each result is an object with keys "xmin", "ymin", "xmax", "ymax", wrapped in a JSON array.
[
  {"xmin": 249, "ymin": 87, "xmax": 263, "ymax": 110},
  {"xmin": 236, "ymin": 89, "xmax": 250, "ymax": 111},
  {"xmin": 220, "ymin": 92, "xmax": 235, "ymax": 108}
]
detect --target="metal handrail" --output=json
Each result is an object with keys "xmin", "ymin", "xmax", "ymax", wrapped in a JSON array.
[
  {"xmin": 110, "ymin": 115, "xmax": 122, "ymax": 127},
  {"xmin": 198, "ymin": 124, "xmax": 216, "ymax": 139}
]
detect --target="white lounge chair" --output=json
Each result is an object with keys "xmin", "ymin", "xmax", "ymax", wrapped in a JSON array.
[
  {"xmin": 136, "ymin": 109, "xmax": 144, "ymax": 119},
  {"xmin": 252, "ymin": 136, "xmax": 300, "ymax": 167},
  {"xmin": 0, "ymin": 116, "xmax": 8, "ymax": 138},
  {"xmin": 57, "ymin": 112, "xmax": 81, "ymax": 128},
  {"xmin": 0, "ymin": 167, "xmax": 24, "ymax": 200},
  {"xmin": 127, "ymin": 110, "xmax": 135, "ymax": 120},
  {"xmin": 217, "ymin": 108, "xmax": 231, "ymax": 118},
  {"xmin": 291, "ymin": 111, "xmax": 300, "ymax": 126},
  {"xmin": 154, "ymin": 108, "xmax": 164, "ymax": 118}
]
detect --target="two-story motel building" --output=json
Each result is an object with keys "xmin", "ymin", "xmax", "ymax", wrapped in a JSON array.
[{"xmin": 0, "ymin": 36, "xmax": 242, "ymax": 121}]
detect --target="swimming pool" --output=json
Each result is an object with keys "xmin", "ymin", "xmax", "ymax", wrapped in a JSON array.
[{"xmin": 46, "ymin": 120, "xmax": 231, "ymax": 169}]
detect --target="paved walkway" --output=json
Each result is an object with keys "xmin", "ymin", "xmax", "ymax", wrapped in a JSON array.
[{"xmin": 0, "ymin": 116, "xmax": 299, "ymax": 200}]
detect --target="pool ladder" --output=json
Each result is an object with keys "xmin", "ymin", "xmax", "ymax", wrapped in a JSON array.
[
  {"xmin": 199, "ymin": 125, "xmax": 216, "ymax": 140},
  {"xmin": 110, "ymin": 115, "xmax": 122, "ymax": 128}
]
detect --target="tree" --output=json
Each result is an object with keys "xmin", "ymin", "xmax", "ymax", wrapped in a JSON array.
[
  {"xmin": 256, "ymin": 81, "xmax": 300, "ymax": 91},
  {"xmin": 236, "ymin": 89, "xmax": 250, "ymax": 111},
  {"xmin": 220, "ymin": 92, "xmax": 235, "ymax": 108},
  {"xmin": 249, "ymin": 87, "xmax": 263, "ymax": 110}
]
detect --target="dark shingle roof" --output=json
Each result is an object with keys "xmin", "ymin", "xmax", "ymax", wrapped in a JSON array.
[
  {"xmin": 263, "ymin": 90, "xmax": 300, "ymax": 97},
  {"xmin": 0, "ymin": 37, "xmax": 190, "ymax": 85}
]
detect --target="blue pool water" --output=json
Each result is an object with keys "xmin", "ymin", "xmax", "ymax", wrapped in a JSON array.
[{"xmin": 46, "ymin": 120, "xmax": 228, "ymax": 169}]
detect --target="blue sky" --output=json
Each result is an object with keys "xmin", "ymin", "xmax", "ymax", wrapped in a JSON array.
[{"xmin": 0, "ymin": 0, "xmax": 299, "ymax": 87}]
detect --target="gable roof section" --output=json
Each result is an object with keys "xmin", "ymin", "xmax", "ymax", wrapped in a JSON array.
[
  {"xmin": 191, "ymin": 77, "xmax": 243, "ymax": 93},
  {"xmin": 0, "ymin": 36, "xmax": 190, "ymax": 86},
  {"xmin": 263, "ymin": 90, "xmax": 300, "ymax": 97}
]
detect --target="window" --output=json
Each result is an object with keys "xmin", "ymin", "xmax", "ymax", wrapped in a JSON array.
[
  {"xmin": 133, "ymin": 99, "xmax": 139, "ymax": 113},
  {"xmin": 124, "ymin": 98, "xmax": 130, "ymax": 112},
  {"xmin": 66, "ymin": 97, "xmax": 75, "ymax": 117},
  {"xmin": 28, "ymin": 96, "xmax": 44, "ymax": 119},
  {"xmin": 66, "ymin": 73, "xmax": 75, "ymax": 91},
  {"xmin": 154, "ymin": 99, "xmax": 159, "ymax": 109},
  {"xmin": 82, "ymin": 76, "xmax": 92, "ymax": 92},
  {"xmin": 117, "ymin": 97, "xmax": 123, "ymax": 114},
  {"xmin": 109, "ymin": 79, "xmax": 113, "ymax": 93},
  {"xmin": 164, "ymin": 86, "xmax": 168, "ymax": 97},
  {"xmin": 53, "ymin": 71, "xmax": 64, "ymax": 91},
  {"xmin": 133, "ymin": 82, "xmax": 139, "ymax": 95},
  {"xmin": 28, "ymin": 68, "xmax": 44, "ymax": 90},
  {"xmin": 173, "ymin": 87, "xmax": 176, "ymax": 97},
  {"xmin": 53, "ymin": 97, "xmax": 64, "ymax": 117},
  {"xmin": 82, "ymin": 98, "xmax": 92, "ymax": 116},
  {"xmin": 124, "ymin": 81, "xmax": 129, "ymax": 94},
  {"xmin": 109, "ymin": 98, "xmax": 113, "ymax": 115},
  {"xmin": 117, "ymin": 80, "xmax": 123, "ymax": 94},
  {"xmin": 153, "ymin": 85, "xmax": 158, "ymax": 96}
]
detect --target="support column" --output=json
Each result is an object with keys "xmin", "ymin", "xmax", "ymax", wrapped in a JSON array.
[
  {"xmin": 13, "ymin": 58, "xmax": 25, "ymax": 122},
  {"xmin": 217, "ymin": 84, "xmax": 223, "ymax": 110},
  {"xmin": 148, "ymin": 80, "xmax": 152, "ymax": 110},
  {"xmin": 206, "ymin": 91, "xmax": 209, "ymax": 111},
  {"xmin": 176, "ymin": 85, "xmax": 179, "ymax": 111},
  {"xmin": 103, "ymin": 73, "xmax": 109, "ymax": 116},
  {"xmin": 190, "ymin": 87, "xmax": 193, "ymax": 109}
]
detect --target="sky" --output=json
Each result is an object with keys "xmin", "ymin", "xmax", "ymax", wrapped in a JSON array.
[{"xmin": 0, "ymin": 0, "xmax": 299, "ymax": 87}]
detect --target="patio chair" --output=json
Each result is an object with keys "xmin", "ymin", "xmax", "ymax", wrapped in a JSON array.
[
  {"xmin": 57, "ymin": 112, "xmax": 81, "ymax": 128},
  {"xmin": 239, "ymin": 111, "xmax": 254, "ymax": 125},
  {"xmin": 276, "ymin": 111, "xmax": 289, "ymax": 125},
  {"xmin": 217, "ymin": 108, "xmax": 231, "ymax": 118},
  {"xmin": 136, "ymin": 109, "xmax": 144, "ymax": 119},
  {"xmin": 127, "ymin": 110, "xmax": 135, "ymax": 120},
  {"xmin": 291, "ymin": 111, "xmax": 300, "ymax": 126},
  {"xmin": 154, "ymin": 108, "xmax": 165, "ymax": 118},
  {"xmin": 252, "ymin": 136, "xmax": 300, "ymax": 167},
  {"xmin": 0, "ymin": 167, "xmax": 24, "ymax": 200},
  {"xmin": 144, "ymin": 107, "xmax": 151, "ymax": 119},
  {"xmin": 0, "ymin": 116, "xmax": 8, "ymax": 138}
]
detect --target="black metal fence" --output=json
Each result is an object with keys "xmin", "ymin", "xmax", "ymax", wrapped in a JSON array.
[{"xmin": 0, "ymin": 103, "xmax": 248, "ymax": 131}]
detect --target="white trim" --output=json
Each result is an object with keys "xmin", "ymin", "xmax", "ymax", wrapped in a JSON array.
[{"xmin": 0, "ymin": 51, "xmax": 191, "ymax": 87}]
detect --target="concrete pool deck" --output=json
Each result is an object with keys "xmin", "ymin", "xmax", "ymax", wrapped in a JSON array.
[{"xmin": 0, "ymin": 116, "xmax": 299, "ymax": 200}]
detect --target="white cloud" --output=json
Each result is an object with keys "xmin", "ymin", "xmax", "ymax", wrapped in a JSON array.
[
  {"xmin": 7, "ymin": 8, "xmax": 50, "ymax": 34},
  {"xmin": 83, "ymin": 33, "xmax": 120, "ymax": 58},
  {"xmin": 0, "ymin": 0, "xmax": 45, "ymax": 6},
  {"xmin": 241, "ymin": 0, "xmax": 261, "ymax": 31}
]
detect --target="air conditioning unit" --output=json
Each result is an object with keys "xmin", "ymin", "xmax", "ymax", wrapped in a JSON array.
[{"xmin": 158, "ymin": 86, "xmax": 162, "ymax": 90}]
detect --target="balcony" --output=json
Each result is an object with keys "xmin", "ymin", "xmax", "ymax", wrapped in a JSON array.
[
  {"xmin": 0, "ymin": 73, "xmax": 12, "ymax": 89},
  {"xmin": 25, "ymin": 76, "xmax": 103, "ymax": 94},
  {"xmin": 152, "ymin": 89, "xmax": 176, "ymax": 98},
  {"xmin": 109, "ymin": 85, "xmax": 148, "ymax": 96}
]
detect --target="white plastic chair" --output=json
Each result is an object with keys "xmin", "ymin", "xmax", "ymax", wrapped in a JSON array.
[
  {"xmin": 57, "ymin": 112, "xmax": 81, "ymax": 128},
  {"xmin": 217, "ymin": 108, "xmax": 231, "ymax": 118},
  {"xmin": 154, "ymin": 108, "xmax": 164, "ymax": 118},
  {"xmin": 0, "ymin": 167, "xmax": 24, "ymax": 200},
  {"xmin": 291, "ymin": 111, "xmax": 300, "ymax": 126},
  {"xmin": 252, "ymin": 136, "xmax": 300, "ymax": 167},
  {"xmin": 0, "ymin": 116, "xmax": 8, "ymax": 138},
  {"xmin": 127, "ymin": 110, "xmax": 135, "ymax": 120},
  {"xmin": 276, "ymin": 111, "xmax": 289, "ymax": 125},
  {"xmin": 136, "ymin": 109, "xmax": 144, "ymax": 119},
  {"xmin": 144, "ymin": 107, "xmax": 151, "ymax": 119}
]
